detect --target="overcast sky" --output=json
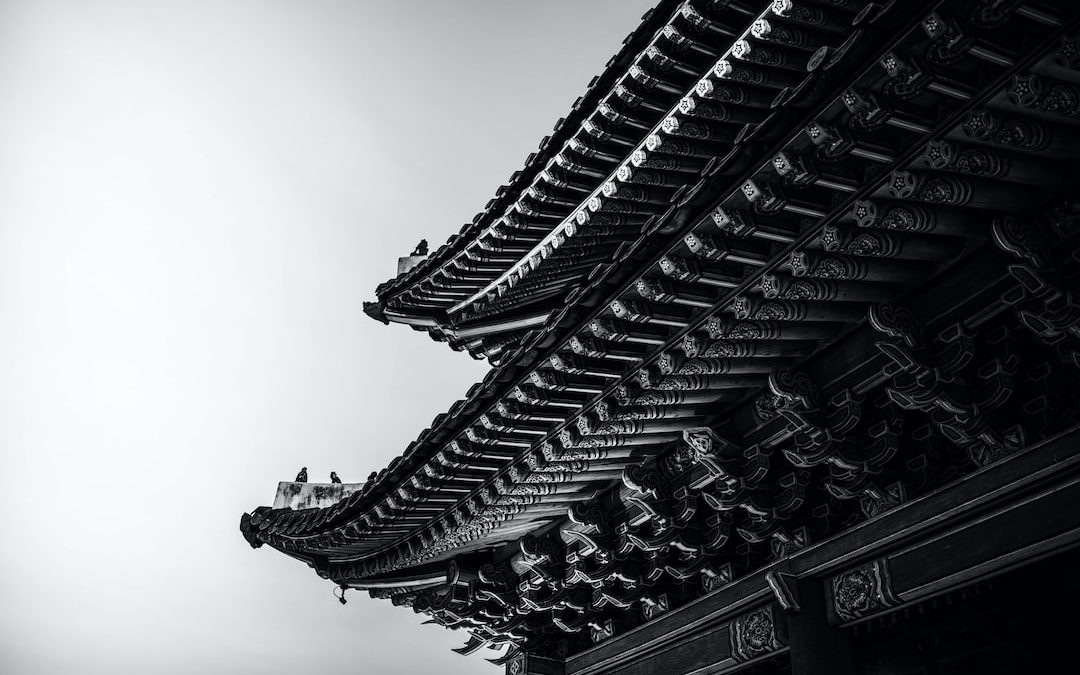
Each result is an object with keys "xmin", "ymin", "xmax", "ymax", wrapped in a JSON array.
[{"xmin": 0, "ymin": 1, "xmax": 658, "ymax": 673}]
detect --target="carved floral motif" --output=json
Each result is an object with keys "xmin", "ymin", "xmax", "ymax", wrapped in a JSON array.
[
  {"xmin": 730, "ymin": 606, "xmax": 784, "ymax": 661},
  {"xmin": 831, "ymin": 558, "xmax": 899, "ymax": 622}
]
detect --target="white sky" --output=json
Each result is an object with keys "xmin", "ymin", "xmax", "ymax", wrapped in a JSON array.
[{"xmin": 0, "ymin": 1, "xmax": 657, "ymax": 673}]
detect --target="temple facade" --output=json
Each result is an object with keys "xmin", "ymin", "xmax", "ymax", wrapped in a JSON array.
[{"xmin": 241, "ymin": 1, "xmax": 1080, "ymax": 673}]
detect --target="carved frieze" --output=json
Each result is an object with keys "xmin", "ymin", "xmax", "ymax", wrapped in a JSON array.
[
  {"xmin": 730, "ymin": 605, "xmax": 785, "ymax": 661},
  {"xmin": 1009, "ymin": 73, "xmax": 1080, "ymax": 118},
  {"xmin": 887, "ymin": 170, "xmax": 973, "ymax": 206},
  {"xmin": 830, "ymin": 558, "xmax": 899, "ymax": 622},
  {"xmin": 962, "ymin": 108, "xmax": 1049, "ymax": 151}
]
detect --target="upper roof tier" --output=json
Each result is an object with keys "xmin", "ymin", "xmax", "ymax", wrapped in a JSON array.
[{"xmin": 363, "ymin": 0, "xmax": 782, "ymax": 362}]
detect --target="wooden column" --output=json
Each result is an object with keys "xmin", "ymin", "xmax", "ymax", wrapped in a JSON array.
[{"xmin": 784, "ymin": 576, "xmax": 856, "ymax": 675}]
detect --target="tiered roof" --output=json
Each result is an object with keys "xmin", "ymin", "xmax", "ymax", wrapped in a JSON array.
[{"xmin": 244, "ymin": 0, "xmax": 1080, "ymax": 667}]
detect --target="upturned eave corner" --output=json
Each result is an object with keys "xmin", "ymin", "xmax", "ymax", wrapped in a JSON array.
[{"xmin": 362, "ymin": 299, "xmax": 389, "ymax": 325}]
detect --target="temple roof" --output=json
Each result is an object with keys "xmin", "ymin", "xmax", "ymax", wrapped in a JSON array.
[
  {"xmin": 363, "ymin": 0, "xmax": 768, "ymax": 361},
  {"xmin": 250, "ymin": 0, "xmax": 855, "ymax": 563},
  {"xmin": 244, "ymin": 0, "xmax": 1080, "ymax": 662}
]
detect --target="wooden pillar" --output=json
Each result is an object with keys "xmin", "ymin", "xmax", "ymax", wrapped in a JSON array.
[
  {"xmin": 507, "ymin": 652, "xmax": 565, "ymax": 675},
  {"xmin": 784, "ymin": 577, "xmax": 856, "ymax": 675}
]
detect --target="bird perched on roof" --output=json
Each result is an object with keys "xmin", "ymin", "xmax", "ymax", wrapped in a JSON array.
[
  {"xmin": 411, "ymin": 239, "xmax": 428, "ymax": 256},
  {"xmin": 330, "ymin": 471, "xmax": 341, "ymax": 484},
  {"xmin": 295, "ymin": 467, "xmax": 308, "ymax": 483}
]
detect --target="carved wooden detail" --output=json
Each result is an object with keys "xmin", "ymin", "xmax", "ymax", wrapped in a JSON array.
[
  {"xmin": 992, "ymin": 205, "xmax": 1080, "ymax": 368},
  {"xmin": 830, "ymin": 558, "xmax": 899, "ymax": 623},
  {"xmin": 241, "ymin": 3, "xmax": 1080, "ymax": 667},
  {"xmin": 730, "ymin": 604, "xmax": 786, "ymax": 661}
]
